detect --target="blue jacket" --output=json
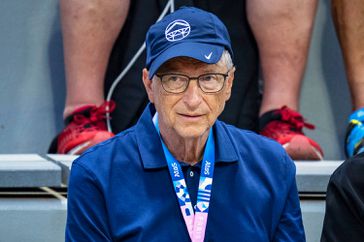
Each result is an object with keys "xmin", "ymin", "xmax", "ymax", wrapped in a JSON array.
[{"xmin": 66, "ymin": 104, "xmax": 305, "ymax": 242}]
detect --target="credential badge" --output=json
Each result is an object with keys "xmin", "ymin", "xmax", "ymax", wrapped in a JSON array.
[{"xmin": 165, "ymin": 19, "xmax": 191, "ymax": 42}]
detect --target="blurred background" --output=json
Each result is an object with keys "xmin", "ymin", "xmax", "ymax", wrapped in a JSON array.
[{"xmin": 0, "ymin": 0, "xmax": 350, "ymax": 159}]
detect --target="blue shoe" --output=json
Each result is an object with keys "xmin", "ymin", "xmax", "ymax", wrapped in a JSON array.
[{"xmin": 345, "ymin": 108, "xmax": 364, "ymax": 157}]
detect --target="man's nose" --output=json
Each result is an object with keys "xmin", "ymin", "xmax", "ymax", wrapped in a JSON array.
[{"xmin": 182, "ymin": 80, "xmax": 202, "ymax": 109}]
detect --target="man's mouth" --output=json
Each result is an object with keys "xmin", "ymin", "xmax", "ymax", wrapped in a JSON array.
[{"xmin": 178, "ymin": 113, "xmax": 204, "ymax": 120}]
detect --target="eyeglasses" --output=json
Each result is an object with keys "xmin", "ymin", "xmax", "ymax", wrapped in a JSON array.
[{"xmin": 155, "ymin": 69, "xmax": 232, "ymax": 94}]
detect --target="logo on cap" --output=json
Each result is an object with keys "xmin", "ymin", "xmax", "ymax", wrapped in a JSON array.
[{"xmin": 165, "ymin": 19, "xmax": 191, "ymax": 42}]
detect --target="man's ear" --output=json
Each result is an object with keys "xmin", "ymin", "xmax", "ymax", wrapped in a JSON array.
[
  {"xmin": 224, "ymin": 66, "xmax": 235, "ymax": 101},
  {"xmin": 142, "ymin": 68, "xmax": 154, "ymax": 103}
]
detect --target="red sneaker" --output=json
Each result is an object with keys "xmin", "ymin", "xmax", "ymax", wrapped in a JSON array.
[
  {"xmin": 259, "ymin": 106, "xmax": 324, "ymax": 160},
  {"xmin": 56, "ymin": 101, "xmax": 116, "ymax": 155}
]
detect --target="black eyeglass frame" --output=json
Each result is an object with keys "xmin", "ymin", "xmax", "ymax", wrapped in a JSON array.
[{"xmin": 155, "ymin": 68, "xmax": 233, "ymax": 94}]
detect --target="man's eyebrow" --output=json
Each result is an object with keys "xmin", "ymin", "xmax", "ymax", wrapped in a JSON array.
[{"xmin": 158, "ymin": 69, "xmax": 222, "ymax": 75}]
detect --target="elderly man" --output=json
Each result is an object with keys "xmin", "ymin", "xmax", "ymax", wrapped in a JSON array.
[{"xmin": 66, "ymin": 7, "xmax": 305, "ymax": 242}]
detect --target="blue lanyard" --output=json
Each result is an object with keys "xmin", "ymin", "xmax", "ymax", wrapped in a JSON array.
[{"xmin": 153, "ymin": 113, "xmax": 215, "ymax": 242}]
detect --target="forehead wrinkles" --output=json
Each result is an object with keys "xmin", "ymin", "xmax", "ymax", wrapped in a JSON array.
[{"xmin": 157, "ymin": 57, "xmax": 225, "ymax": 73}]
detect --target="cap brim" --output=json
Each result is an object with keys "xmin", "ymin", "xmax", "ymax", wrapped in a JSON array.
[{"xmin": 148, "ymin": 42, "xmax": 224, "ymax": 79}]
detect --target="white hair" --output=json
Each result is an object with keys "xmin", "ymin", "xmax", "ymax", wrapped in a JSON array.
[{"xmin": 219, "ymin": 49, "xmax": 234, "ymax": 69}]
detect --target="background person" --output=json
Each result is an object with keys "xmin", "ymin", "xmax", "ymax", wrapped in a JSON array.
[
  {"xmin": 321, "ymin": 152, "xmax": 364, "ymax": 241},
  {"xmin": 52, "ymin": 0, "xmax": 260, "ymax": 155}
]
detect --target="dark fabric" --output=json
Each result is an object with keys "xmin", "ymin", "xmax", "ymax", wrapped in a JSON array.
[
  {"xmin": 104, "ymin": 0, "xmax": 166, "ymax": 133},
  {"xmin": 321, "ymin": 152, "xmax": 364, "ymax": 242},
  {"xmin": 104, "ymin": 0, "xmax": 260, "ymax": 134},
  {"xmin": 181, "ymin": 163, "xmax": 201, "ymax": 208},
  {"xmin": 66, "ymin": 103, "xmax": 305, "ymax": 241},
  {"xmin": 258, "ymin": 109, "xmax": 279, "ymax": 130}
]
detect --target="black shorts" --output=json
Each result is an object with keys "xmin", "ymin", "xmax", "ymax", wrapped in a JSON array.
[{"xmin": 104, "ymin": 0, "xmax": 260, "ymax": 133}]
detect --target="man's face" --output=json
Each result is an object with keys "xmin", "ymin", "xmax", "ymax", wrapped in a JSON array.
[{"xmin": 143, "ymin": 57, "xmax": 234, "ymax": 140}]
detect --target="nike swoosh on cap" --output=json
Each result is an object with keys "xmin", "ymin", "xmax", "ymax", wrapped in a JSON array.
[{"xmin": 204, "ymin": 52, "xmax": 213, "ymax": 60}]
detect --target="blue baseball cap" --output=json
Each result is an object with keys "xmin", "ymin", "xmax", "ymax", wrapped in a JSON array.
[{"xmin": 145, "ymin": 6, "xmax": 233, "ymax": 79}]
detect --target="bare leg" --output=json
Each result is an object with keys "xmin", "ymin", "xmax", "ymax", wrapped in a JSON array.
[
  {"xmin": 246, "ymin": 0, "xmax": 318, "ymax": 115},
  {"xmin": 332, "ymin": 0, "xmax": 364, "ymax": 110},
  {"xmin": 333, "ymin": 0, "xmax": 364, "ymax": 157},
  {"xmin": 246, "ymin": 0, "xmax": 323, "ymax": 160},
  {"xmin": 60, "ymin": 0, "xmax": 130, "ymax": 118}
]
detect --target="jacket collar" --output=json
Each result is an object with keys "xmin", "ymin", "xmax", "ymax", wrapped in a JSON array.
[{"xmin": 135, "ymin": 103, "xmax": 238, "ymax": 169}]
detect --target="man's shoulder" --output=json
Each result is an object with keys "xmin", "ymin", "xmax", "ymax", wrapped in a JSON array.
[
  {"xmin": 218, "ymin": 121, "xmax": 296, "ymax": 191},
  {"xmin": 330, "ymin": 153, "xmax": 364, "ymax": 187},
  {"xmin": 218, "ymin": 121, "xmax": 294, "ymax": 177},
  {"xmin": 73, "ymin": 126, "xmax": 138, "ymax": 171},
  {"xmin": 218, "ymin": 121, "xmax": 286, "ymax": 154}
]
